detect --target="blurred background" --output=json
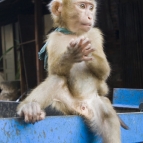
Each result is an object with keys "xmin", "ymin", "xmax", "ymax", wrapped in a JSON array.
[{"xmin": 0, "ymin": 0, "xmax": 143, "ymax": 101}]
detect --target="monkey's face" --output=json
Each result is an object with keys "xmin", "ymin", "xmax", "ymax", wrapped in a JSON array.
[
  {"xmin": 64, "ymin": 0, "xmax": 96, "ymax": 34},
  {"xmin": 49, "ymin": 0, "xmax": 96, "ymax": 34}
]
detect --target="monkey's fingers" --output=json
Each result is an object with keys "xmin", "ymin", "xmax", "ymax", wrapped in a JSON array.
[
  {"xmin": 17, "ymin": 103, "xmax": 29, "ymax": 118},
  {"xmin": 23, "ymin": 106, "xmax": 33, "ymax": 123},
  {"xmin": 78, "ymin": 36, "xmax": 86, "ymax": 46},
  {"xmin": 82, "ymin": 46, "xmax": 95, "ymax": 56},
  {"xmin": 68, "ymin": 40, "xmax": 80, "ymax": 54},
  {"xmin": 69, "ymin": 39, "xmax": 76, "ymax": 47},
  {"xmin": 31, "ymin": 103, "xmax": 42, "ymax": 123},
  {"xmin": 24, "ymin": 113, "xmax": 31, "ymax": 123},
  {"xmin": 80, "ymin": 38, "xmax": 91, "ymax": 49},
  {"xmin": 39, "ymin": 111, "xmax": 46, "ymax": 120},
  {"xmin": 17, "ymin": 106, "xmax": 23, "ymax": 117},
  {"xmin": 68, "ymin": 43, "xmax": 82, "ymax": 58},
  {"xmin": 82, "ymin": 56, "xmax": 93, "ymax": 61},
  {"xmin": 24, "ymin": 111, "xmax": 45, "ymax": 123},
  {"xmin": 18, "ymin": 107, "xmax": 31, "ymax": 123},
  {"xmin": 71, "ymin": 37, "xmax": 86, "ymax": 52}
]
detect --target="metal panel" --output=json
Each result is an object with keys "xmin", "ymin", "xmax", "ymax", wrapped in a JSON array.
[
  {"xmin": 0, "ymin": 113, "xmax": 143, "ymax": 143},
  {"xmin": 113, "ymin": 88, "xmax": 143, "ymax": 108},
  {"xmin": 119, "ymin": 113, "xmax": 143, "ymax": 143},
  {"xmin": 0, "ymin": 101, "xmax": 18, "ymax": 118},
  {"xmin": 0, "ymin": 101, "xmax": 63, "ymax": 118},
  {"xmin": 0, "ymin": 116, "xmax": 101, "ymax": 143}
]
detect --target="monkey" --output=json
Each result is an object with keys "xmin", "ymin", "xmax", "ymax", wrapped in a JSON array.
[
  {"xmin": 0, "ymin": 81, "xmax": 20, "ymax": 101},
  {"xmin": 17, "ymin": 0, "xmax": 122, "ymax": 142}
]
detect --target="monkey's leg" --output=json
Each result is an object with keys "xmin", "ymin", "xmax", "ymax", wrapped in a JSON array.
[
  {"xmin": 100, "ymin": 97, "xmax": 121, "ymax": 143},
  {"xmin": 52, "ymin": 90, "xmax": 94, "ymax": 118},
  {"xmin": 54, "ymin": 92, "xmax": 121, "ymax": 143},
  {"xmin": 53, "ymin": 87, "xmax": 95, "ymax": 117},
  {"xmin": 17, "ymin": 77, "xmax": 55, "ymax": 122},
  {"xmin": 54, "ymin": 89, "xmax": 120, "ymax": 143},
  {"xmin": 87, "ymin": 96, "xmax": 121, "ymax": 143},
  {"xmin": 101, "ymin": 114, "xmax": 121, "ymax": 143},
  {"xmin": 17, "ymin": 75, "xmax": 75, "ymax": 122}
]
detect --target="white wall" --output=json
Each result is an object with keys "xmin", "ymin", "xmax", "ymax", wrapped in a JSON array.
[
  {"xmin": 0, "ymin": 15, "xmax": 53, "ymax": 81},
  {"xmin": 44, "ymin": 14, "xmax": 53, "ymax": 35},
  {"xmin": 1, "ymin": 24, "xmax": 15, "ymax": 81}
]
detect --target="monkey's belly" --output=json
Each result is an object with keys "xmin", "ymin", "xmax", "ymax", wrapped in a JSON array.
[{"xmin": 69, "ymin": 63, "xmax": 97, "ymax": 97}]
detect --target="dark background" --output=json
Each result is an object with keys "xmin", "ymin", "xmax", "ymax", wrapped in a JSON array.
[{"xmin": 0, "ymin": 0, "xmax": 143, "ymax": 100}]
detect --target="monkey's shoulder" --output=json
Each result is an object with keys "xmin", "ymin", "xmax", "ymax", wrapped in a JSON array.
[
  {"xmin": 86, "ymin": 28, "xmax": 104, "ymax": 48},
  {"xmin": 87, "ymin": 28, "xmax": 103, "ymax": 40},
  {"xmin": 46, "ymin": 32, "xmax": 75, "ymax": 53}
]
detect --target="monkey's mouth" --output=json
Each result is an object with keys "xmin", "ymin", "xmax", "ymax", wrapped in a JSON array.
[{"xmin": 81, "ymin": 23, "xmax": 92, "ymax": 27}]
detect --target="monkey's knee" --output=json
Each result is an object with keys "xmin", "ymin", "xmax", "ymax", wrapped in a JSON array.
[
  {"xmin": 51, "ymin": 75, "xmax": 68, "ymax": 90},
  {"xmin": 98, "ymin": 82, "xmax": 109, "ymax": 96},
  {"xmin": 100, "ymin": 96, "xmax": 115, "ymax": 116}
]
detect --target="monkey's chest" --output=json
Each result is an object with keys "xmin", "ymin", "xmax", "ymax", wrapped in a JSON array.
[{"xmin": 68, "ymin": 62, "xmax": 97, "ymax": 97}]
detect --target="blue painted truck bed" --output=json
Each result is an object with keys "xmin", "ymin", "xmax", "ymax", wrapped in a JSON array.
[
  {"xmin": 0, "ymin": 88, "xmax": 143, "ymax": 143},
  {"xmin": 0, "ymin": 113, "xmax": 143, "ymax": 143},
  {"xmin": 113, "ymin": 88, "xmax": 143, "ymax": 109}
]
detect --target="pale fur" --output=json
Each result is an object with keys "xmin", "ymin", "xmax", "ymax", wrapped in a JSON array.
[{"xmin": 17, "ymin": 0, "xmax": 121, "ymax": 143}]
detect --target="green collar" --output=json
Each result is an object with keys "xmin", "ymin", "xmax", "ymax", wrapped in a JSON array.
[
  {"xmin": 55, "ymin": 27, "xmax": 74, "ymax": 35},
  {"xmin": 38, "ymin": 27, "xmax": 74, "ymax": 70}
]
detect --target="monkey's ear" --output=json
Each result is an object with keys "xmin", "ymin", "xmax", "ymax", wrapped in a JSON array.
[{"xmin": 48, "ymin": 0, "xmax": 62, "ymax": 16}]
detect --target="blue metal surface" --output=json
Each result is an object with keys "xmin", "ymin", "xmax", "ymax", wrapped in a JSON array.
[
  {"xmin": 119, "ymin": 113, "xmax": 143, "ymax": 143},
  {"xmin": 0, "ymin": 116, "xmax": 101, "ymax": 143},
  {"xmin": 0, "ymin": 113, "xmax": 143, "ymax": 143},
  {"xmin": 113, "ymin": 88, "xmax": 143, "ymax": 108}
]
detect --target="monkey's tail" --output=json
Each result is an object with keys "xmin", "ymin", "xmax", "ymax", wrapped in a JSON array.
[{"xmin": 118, "ymin": 115, "xmax": 129, "ymax": 130}]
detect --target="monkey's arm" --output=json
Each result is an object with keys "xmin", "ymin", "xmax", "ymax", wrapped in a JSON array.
[
  {"xmin": 86, "ymin": 52, "xmax": 110, "ymax": 80},
  {"xmin": 48, "ymin": 51, "xmax": 74, "ymax": 76},
  {"xmin": 86, "ymin": 29, "xmax": 111, "ymax": 80},
  {"xmin": 17, "ymin": 75, "xmax": 77, "ymax": 123},
  {"xmin": 48, "ymin": 34, "xmax": 93, "ymax": 76},
  {"xmin": 17, "ymin": 77, "xmax": 54, "ymax": 123}
]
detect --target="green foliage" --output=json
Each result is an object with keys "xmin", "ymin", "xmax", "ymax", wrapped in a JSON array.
[
  {"xmin": 0, "ymin": 41, "xmax": 20, "ymax": 79},
  {"xmin": 0, "ymin": 46, "xmax": 14, "ymax": 61},
  {"xmin": 0, "ymin": 40, "xmax": 20, "ymax": 61}
]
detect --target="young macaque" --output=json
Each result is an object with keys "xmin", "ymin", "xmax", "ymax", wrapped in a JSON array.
[{"xmin": 17, "ymin": 0, "xmax": 121, "ymax": 142}]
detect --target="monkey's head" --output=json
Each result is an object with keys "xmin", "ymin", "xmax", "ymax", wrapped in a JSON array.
[{"xmin": 49, "ymin": 0, "xmax": 97, "ymax": 35}]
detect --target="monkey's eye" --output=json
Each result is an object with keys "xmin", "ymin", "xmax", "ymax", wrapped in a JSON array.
[
  {"xmin": 90, "ymin": 5, "xmax": 94, "ymax": 11},
  {"xmin": 80, "ymin": 3, "xmax": 86, "ymax": 9},
  {"xmin": 90, "ymin": 6, "xmax": 93, "ymax": 10}
]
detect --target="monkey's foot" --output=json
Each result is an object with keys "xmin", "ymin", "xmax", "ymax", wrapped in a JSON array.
[{"xmin": 75, "ymin": 102, "xmax": 93, "ymax": 119}]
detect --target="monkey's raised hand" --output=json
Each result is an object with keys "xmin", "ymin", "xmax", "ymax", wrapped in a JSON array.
[
  {"xmin": 17, "ymin": 102, "xmax": 45, "ymax": 123},
  {"xmin": 67, "ymin": 37, "xmax": 95, "ymax": 62}
]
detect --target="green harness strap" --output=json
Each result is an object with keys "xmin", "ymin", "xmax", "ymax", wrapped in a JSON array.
[{"xmin": 38, "ymin": 28, "xmax": 74, "ymax": 70}]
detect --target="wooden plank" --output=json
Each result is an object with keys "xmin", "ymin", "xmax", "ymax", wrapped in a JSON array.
[
  {"xmin": 18, "ymin": 15, "xmax": 37, "ymax": 91},
  {"xmin": 35, "ymin": 0, "xmax": 45, "ymax": 84}
]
